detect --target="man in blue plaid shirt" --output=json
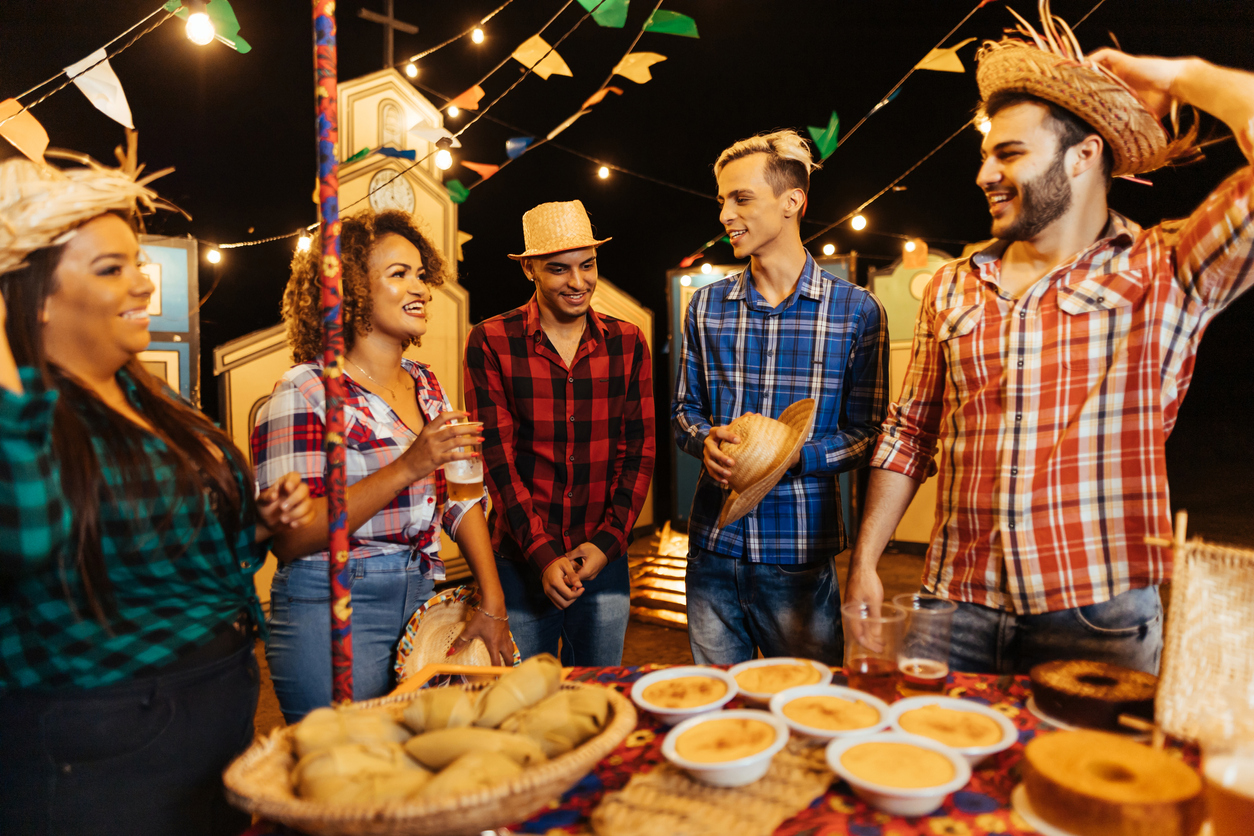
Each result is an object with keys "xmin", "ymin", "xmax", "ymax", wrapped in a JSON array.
[{"xmin": 672, "ymin": 130, "xmax": 889, "ymax": 665}]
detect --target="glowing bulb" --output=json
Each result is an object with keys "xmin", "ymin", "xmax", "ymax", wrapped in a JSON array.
[
  {"xmin": 471, "ymin": 28, "xmax": 485, "ymax": 44},
  {"xmin": 297, "ymin": 235, "xmax": 312, "ymax": 252},
  {"xmin": 976, "ymin": 117, "xmax": 992, "ymax": 135},
  {"xmin": 904, "ymin": 240, "xmax": 917, "ymax": 253},
  {"xmin": 206, "ymin": 248, "xmax": 222, "ymax": 264},
  {"xmin": 404, "ymin": 62, "xmax": 418, "ymax": 78},
  {"xmin": 680, "ymin": 275, "xmax": 692, "ymax": 286},
  {"xmin": 597, "ymin": 165, "xmax": 610, "ymax": 179},
  {"xmin": 435, "ymin": 149, "xmax": 453, "ymax": 170},
  {"xmin": 698, "ymin": 262, "xmax": 712, "ymax": 274},
  {"xmin": 186, "ymin": 12, "xmax": 215, "ymax": 46},
  {"xmin": 822, "ymin": 243, "xmax": 836, "ymax": 256},
  {"xmin": 447, "ymin": 105, "xmax": 460, "ymax": 117},
  {"xmin": 851, "ymin": 214, "xmax": 867, "ymax": 231}
]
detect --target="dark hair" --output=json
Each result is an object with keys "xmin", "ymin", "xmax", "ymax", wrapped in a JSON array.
[
  {"xmin": 0, "ymin": 218, "xmax": 252, "ymax": 625},
  {"xmin": 984, "ymin": 90, "xmax": 1114, "ymax": 186},
  {"xmin": 283, "ymin": 210, "xmax": 449, "ymax": 364}
]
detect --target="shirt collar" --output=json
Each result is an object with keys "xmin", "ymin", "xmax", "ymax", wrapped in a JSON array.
[
  {"xmin": 523, "ymin": 294, "xmax": 605, "ymax": 345},
  {"xmin": 727, "ymin": 252, "xmax": 824, "ymax": 305},
  {"xmin": 968, "ymin": 210, "xmax": 1141, "ymax": 270}
]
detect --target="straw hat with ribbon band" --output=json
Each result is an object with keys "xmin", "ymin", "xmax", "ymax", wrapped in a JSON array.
[
  {"xmin": 508, "ymin": 199, "xmax": 611, "ymax": 260},
  {"xmin": 716, "ymin": 399, "xmax": 816, "ymax": 528},
  {"xmin": 975, "ymin": 1, "xmax": 1199, "ymax": 178},
  {"xmin": 394, "ymin": 584, "xmax": 521, "ymax": 688}
]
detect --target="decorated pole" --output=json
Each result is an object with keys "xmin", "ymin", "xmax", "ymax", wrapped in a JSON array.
[{"xmin": 313, "ymin": 0, "xmax": 353, "ymax": 703}]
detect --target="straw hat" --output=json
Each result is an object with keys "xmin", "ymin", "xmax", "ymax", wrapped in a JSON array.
[
  {"xmin": 394, "ymin": 585, "xmax": 520, "ymax": 686},
  {"xmin": 717, "ymin": 399, "xmax": 816, "ymax": 528},
  {"xmin": 975, "ymin": 3, "xmax": 1196, "ymax": 177},
  {"xmin": 508, "ymin": 200, "xmax": 611, "ymax": 260}
]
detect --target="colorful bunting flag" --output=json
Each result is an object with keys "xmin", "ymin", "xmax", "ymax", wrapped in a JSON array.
[
  {"xmin": 807, "ymin": 111, "xmax": 840, "ymax": 161},
  {"xmin": 612, "ymin": 52, "xmax": 666, "ymax": 84},
  {"xmin": 547, "ymin": 110, "xmax": 591, "ymax": 141},
  {"xmin": 344, "ymin": 147, "xmax": 370, "ymax": 164},
  {"xmin": 505, "ymin": 137, "xmax": 535, "ymax": 159},
  {"xmin": 446, "ymin": 179, "xmax": 470, "ymax": 204},
  {"xmin": 914, "ymin": 38, "xmax": 976, "ymax": 73},
  {"xmin": 164, "ymin": 0, "xmax": 252, "ymax": 52},
  {"xmin": 511, "ymin": 35, "xmax": 573, "ymax": 80},
  {"xmin": 457, "ymin": 230, "xmax": 473, "ymax": 261},
  {"xmin": 719, "ymin": 235, "xmax": 731, "ymax": 245},
  {"xmin": 65, "ymin": 50, "xmax": 134, "ymax": 129},
  {"xmin": 582, "ymin": 86, "xmax": 623, "ymax": 109},
  {"xmin": 679, "ymin": 254, "xmax": 699, "ymax": 268},
  {"xmin": 0, "ymin": 99, "xmax": 49, "ymax": 163},
  {"xmin": 902, "ymin": 239, "xmax": 929, "ymax": 269},
  {"xmin": 462, "ymin": 161, "xmax": 500, "ymax": 180},
  {"xmin": 578, "ymin": 0, "xmax": 630, "ymax": 28},
  {"xmin": 448, "ymin": 85, "xmax": 485, "ymax": 111},
  {"xmin": 644, "ymin": 10, "xmax": 699, "ymax": 38},
  {"xmin": 377, "ymin": 146, "xmax": 417, "ymax": 160},
  {"xmin": 409, "ymin": 124, "xmax": 462, "ymax": 147}
]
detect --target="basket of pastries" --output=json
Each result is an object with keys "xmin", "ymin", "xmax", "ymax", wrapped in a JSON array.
[{"xmin": 223, "ymin": 654, "xmax": 637, "ymax": 836}]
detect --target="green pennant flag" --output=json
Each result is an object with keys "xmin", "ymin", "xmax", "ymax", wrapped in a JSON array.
[
  {"xmin": 344, "ymin": 147, "xmax": 370, "ymax": 164},
  {"xmin": 577, "ymin": 0, "xmax": 630, "ymax": 28},
  {"xmin": 446, "ymin": 179, "xmax": 470, "ymax": 204},
  {"xmin": 807, "ymin": 111, "xmax": 840, "ymax": 161},
  {"xmin": 164, "ymin": 0, "xmax": 252, "ymax": 52},
  {"xmin": 644, "ymin": 10, "xmax": 699, "ymax": 38},
  {"xmin": 720, "ymin": 235, "xmax": 731, "ymax": 245}
]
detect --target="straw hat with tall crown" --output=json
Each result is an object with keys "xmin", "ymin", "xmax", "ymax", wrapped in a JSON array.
[
  {"xmin": 716, "ymin": 399, "xmax": 816, "ymax": 528},
  {"xmin": 508, "ymin": 200, "xmax": 611, "ymax": 260},
  {"xmin": 975, "ymin": 0, "xmax": 1198, "ymax": 177}
]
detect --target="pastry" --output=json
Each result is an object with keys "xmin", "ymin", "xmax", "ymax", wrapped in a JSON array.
[
  {"xmin": 474, "ymin": 653, "xmax": 563, "ymax": 728},
  {"xmin": 291, "ymin": 706, "xmax": 412, "ymax": 758},
  {"xmin": 419, "ymin": 750, "xmax": 523, "ymax": 797},
  {"xmin": 1029, "ymin": 659, "xmax": 1156, "ymax": 731},
  {"xmin": 897, "ymin": 704, "xmax": 1002, "ymax": 748},
  {"xmin": 840, "ymin": 741, "xmax": 956, "ymax": 788},
  {"xmin": 674, "ymin": 717, "xmax": 776, "ymax": 763},
  {"xmin": 641, "ymin": 676, "xmax": 728, "ymax": 709},
  {"xmin": 403, "ymin": 726, "xmax": 547, "ymax": 770},
  {"xmin": 292, "ymin": 742, "xmax": 429, "ymax": 802},
  {"xmin": 402, "ymin": 686, "xmax": 477, "ymax": 733},
  {"xmin": 499, "ymin": 687, "xmax": 611, "ymax": 757},
  {"xmin": 782, "ymin": 695, "xmax": 880, "ymax": 731},
  {"xmin": 734, "ymin": 663, "xmax": 823, "ymax": 695}
]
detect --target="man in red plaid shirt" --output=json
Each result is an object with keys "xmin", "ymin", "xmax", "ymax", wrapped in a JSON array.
[
  {"xmin": 847, "ymin": 38, "xmax": 1254, "ymax": 675},
  {"xmin": 465, "ymin": 201, "xmax": 655, "ymax": 665}
]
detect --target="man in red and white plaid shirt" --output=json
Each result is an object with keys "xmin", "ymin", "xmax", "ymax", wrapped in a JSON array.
[
  {"xmin": 465, "ymin": 201, "xmax": 655, "ymax": 665},
  {"xmin": 846, "ymin": 46, "xmax": 1254, "ymax": 674}
]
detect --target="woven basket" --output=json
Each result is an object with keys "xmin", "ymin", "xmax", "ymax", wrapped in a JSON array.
[
  {"xmin": 1156, "ymin": 538, "xmax": 1254, "ymax": 742},
  {"xmin": 223, "ymin": 681, "xmax": 637, "ymax": 836}
]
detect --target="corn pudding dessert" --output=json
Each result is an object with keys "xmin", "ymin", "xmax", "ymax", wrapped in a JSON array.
[
  {"xmin": 674, "ymin": 717, "xmax": 776, "ymax": 763},
  {"xmin": 783, "ymin": 695, "xmax": 880, "ymax": 731},
  {"xmin": 734, "ymin": 663, "xmax": 822, "ymax": 694},
  {"xmin": 898, "ymin": 704, "xmax": 1002, "ymax": 748},
  {"xmin": 641, "ymin": 676, "xmax": 728, "ymax": 709},
  {"xmin": 840, "ymin": 742, "xmax": 956, "ymax": 788}
]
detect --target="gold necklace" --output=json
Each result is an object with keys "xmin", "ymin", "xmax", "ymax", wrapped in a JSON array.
[{"xmin": 347, "ymin": 357, "xmax": 410, "ymax": 399}]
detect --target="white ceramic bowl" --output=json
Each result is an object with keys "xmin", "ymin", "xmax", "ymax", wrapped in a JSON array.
[
  {"xmin": 630, "ymin": 666, "xmax": 738, "ymax": 726},
  {"xmin": 887, "ymin": 695, "xmax": 1018, "ymax": 766},
  {"xmin": 826, "ymin": 731, "xmax": 972, "ymax": 816},
  {"xmin": 769, "ymin": 684, "xmax": 892, "ymax": 741},
  {"xmin": 662, "ymin": 709, "xmax": 790, "ymax": 787},
  {"xmin": 727, "ymin": 657, "xmax": 832, "ymax": 705}
]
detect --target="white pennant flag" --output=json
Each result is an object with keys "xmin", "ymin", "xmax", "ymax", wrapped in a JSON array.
[{"xmin": 65, "ymin": 49, "xmax": 134, "ymax": 129}]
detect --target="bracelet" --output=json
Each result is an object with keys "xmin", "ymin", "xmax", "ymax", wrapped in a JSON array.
[{"xmin": 474, "ymin": 605, "xmax": 509, "ymax": 623}]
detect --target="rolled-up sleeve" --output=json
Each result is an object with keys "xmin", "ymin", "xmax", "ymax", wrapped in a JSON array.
[
  {"xmin": 0, "ymin": 368, "xmax": 69, "ymax": 577},
  {"xmin": 250, "ymin": 370, "xmax": 328, "ymax": 498}
]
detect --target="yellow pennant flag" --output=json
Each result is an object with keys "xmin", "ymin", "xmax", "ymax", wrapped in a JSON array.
[
  {"xmin": 612, "ymin": 52, "xmax": 667, "ymax": 84},
  {"xmin": 512, "ymin": 35, "xmax": 573, "ymax": 80},
  {"xmin": 914, "ymin": 38, "xmax": 976, "ymax": 73},
  {"xmin": 457, "ymin": 230, "xmax": 473, "ymax": 262},
  {"xmin": 0, "ymin": 99, "xmax": 49, "ymax": 164}
]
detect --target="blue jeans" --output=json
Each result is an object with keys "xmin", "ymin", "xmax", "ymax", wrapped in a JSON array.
[
  {"xmin": 685, "ymin": 547, "xmax": 844, "ymax": 666},
  {"xmin": 266, "ymin": 552, "xmax": 435, "ymax": 722},
  {"xmin": 495, "ymin": 554, "xmax": 630, "ymax": 666},
  {"xmin": 948, "ymin": 585, "xmax": 1164, "ymax": 675}
]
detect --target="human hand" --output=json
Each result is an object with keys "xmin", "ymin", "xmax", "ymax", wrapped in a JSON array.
[
  {"xmin": 843, "ymin": 557, "xmax": 886, "ymax": 653},
  {"xmin": 702, "ymin": 424, "xmax": 743, "ymax": 486},
  {"xmin": 568, "ymin": 542, "xmax": 608, "ymax": 582},
  {"xmin": 400, "ymin": 411, "xmax": 483, "ymax": 482},
  {"xmin": 1089, "ymin": 48, "xmax": 1188, "ymax": 119},
  {"xmin": 541, "ymin": 556, "xmax": 584, "ymax": 610},
  {"xmin": 256, "ymin": 471, "xmax": 316, "ymax": 536},
  {"xmin": 449, "ymin": 605, "xmax": 513, "ymax": 666}
]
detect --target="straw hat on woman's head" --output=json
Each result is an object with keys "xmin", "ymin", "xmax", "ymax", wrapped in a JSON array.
[
  {"xmin": 717, "ymin": 399, "xmax": 816, "ymax": 528},
  {"xmin": 508, "ymin": 200, "xmax": 611, "ymax": 260}
]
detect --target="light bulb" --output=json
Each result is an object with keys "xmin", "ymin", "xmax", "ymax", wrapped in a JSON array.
[
  {"xmin": 435, "ymin": 149, "xmax": 453, "ymax": 170},
  {"xmin": 851, "ymin": 214, "xmax": 867, "ymax": 231},
  {"xmin": 822, "ymin": 243, "xmax": 836, "ymax": 256},
  {"xmin": 904, "ymin": 240, "xmax": 917, "ymax": 253},
  {"xmin": 597, "ymin": 165, "xmax": 610, "ymax": 180},
  {"xmin": 976, "ymin": 117, "xmax": 992, "ymax": 135},
  {"xmin": 404, "ymin": 62, "xmax": 418, "ymax": 79},
  {"xmin": 471, "ymin": 28, "xmax": 485, "ymax": 44},
  {"xmin": 447, "ymin": 105, "xmax": 460, "ymax": 118},
  {"xmin": 680, "ymin": 275, "xmax": 692, "ymax": 286},
  {"xmin": 206, "ymin": 248, "xmax": 222, "ymax": 264},
  {"xmin": 185, "ymin": 12, "xmax": 215, "ymax": 46},
  {"xmin": 700, "ymin": 262, "xmax": 712, "ymax": 274},
  {"xmin": 297, "ymin": 236, "xmax": 312, "ymax": 252}
]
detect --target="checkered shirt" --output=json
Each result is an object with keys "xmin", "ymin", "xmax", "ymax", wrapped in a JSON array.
[
  {"xmin": 464, "ymin": 298, "xmax": 656, "ymax": 571},
  {"xmin": 874, "ymin": 167, "xmax": 1254, "ymax": 615},
  {"xmin": 0, "ymin": 368, "xmax": 266, "ymax": 691},
  {"xmin": 672, "ymin": 253, "xmax": 890, "ymax": 563},
  {"xmin": 251, "ymin": 359, "xmax": 483, "ymax": 578}
]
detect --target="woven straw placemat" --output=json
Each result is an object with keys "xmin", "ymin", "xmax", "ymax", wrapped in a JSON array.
[{"xmin": 588, "ymin": 739, "xmax": 832, "ymax": 836}]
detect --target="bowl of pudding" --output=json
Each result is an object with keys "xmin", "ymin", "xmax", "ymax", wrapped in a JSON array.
[
  {"xmin": 728, "ymin": 657, "xmax": 832, "ymax": 705},
  {"xmin": 826, "ymin": 731, "xmax": 972, "ymax": 816},
  {"xmin": 631, "ymin": 666, "xmax": 738, "ymax": 725},
  {"xmin": 662, "ymin": 709, "xmax": 790, "ymax": 787},
  {"xmin": 887, "ymin": 696, "xmax": 1017, "ymax": 766},
  {"xmin": 769, "ymin": 684, "xmax": 891, "ymax": 741}
]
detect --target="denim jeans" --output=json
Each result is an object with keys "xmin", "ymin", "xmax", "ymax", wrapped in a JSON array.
[
  {"xmin": 495, "ymin": 554, "xmax": 630, "ymax": 666},
  {"xmin": 685, "ymin": 547, "xmax": 844, "ymax": 666},
  {"xmin": 948, "ymin": 585, "xmax": 1164, "ymax": 675},
  {"xmin": 266, "ymin": 552, "xmax": 435, "ymax": 722},
  {"xmin": 0, "ymin": 643, "xmax": 258, "ymax": 836}
]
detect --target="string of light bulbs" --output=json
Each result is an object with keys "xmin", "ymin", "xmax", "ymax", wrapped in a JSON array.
[{"xmin": 397, "ymin": 0, "xmax": 519, "ymax": 70}]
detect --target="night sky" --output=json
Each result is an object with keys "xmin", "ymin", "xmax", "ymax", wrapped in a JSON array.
[{"xmin": 2, "ymin": 0, "xmax": 1252, "ymax": 540}]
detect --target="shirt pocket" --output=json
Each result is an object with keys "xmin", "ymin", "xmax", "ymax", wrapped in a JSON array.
[
  {"xmin": 1057, "ymin": 273, "xmax": 1143, "ymax": 372},
  {"xmin": 935, "ymin": 303, "xmax": 988, "ymax": 390}
]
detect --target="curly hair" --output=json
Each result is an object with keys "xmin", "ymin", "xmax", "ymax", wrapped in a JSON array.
[{"xmin": 283, "ymin": 210, "xmax": 449, "ymax": 363}]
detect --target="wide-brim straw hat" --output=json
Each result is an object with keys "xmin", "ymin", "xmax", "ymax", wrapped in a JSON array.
[
  {"xmin": 975, "ymin": 3, "xmax": 1195, "ymax": 177},
  {"xmin": 508, "ymin": 199, "xmax": 611, "ymax": 260},
  {"xmin": 717, "ymin": 399, "xmax": 816, "ymax": 528},
  {"xmin": 393, "ymin": 585, "xmax": 520, "ymax": 687}
]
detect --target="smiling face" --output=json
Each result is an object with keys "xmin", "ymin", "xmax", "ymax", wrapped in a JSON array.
[
  {"xmin": 717, "ymin": 152, "xmax": 804, "ymax": 261},
  {"xmin": 523, "ymin": 246, "xmax": 598, "ymax": 324},
  {"xmin": 42, "ymin": 213, "xmax": 154, "ymax": 378},
  {"xmin": 977, "ymin": 102, "xmax": 1076, "ymax": 241},
  {"xmin": 364, "ymin": 232, "xmax": 431, "ymax": 345}
]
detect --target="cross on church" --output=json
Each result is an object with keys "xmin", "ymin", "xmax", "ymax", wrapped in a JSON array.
[{"xmin": 358, "ymin": 1, "xmax": 418, "ymax": 69}]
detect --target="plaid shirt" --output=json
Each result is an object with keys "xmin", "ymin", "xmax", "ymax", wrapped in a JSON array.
[
  {"xmin": 251, "ymin": 359, "xmax": 483, "ymax": 578},
  {"xmin": 0, "ymin": 368, "xmax": 265, "ymax": 691},
  {"xmin": 673, "ymin": 254, "xmax": 890, "ymax": 563},
  {"xmin": 874, "ymin": 167, "xmax": 1254, "ymax": 615},
  {"xmin": 464, "ymin": 298, "xmax": 656, "ymax": 572}
]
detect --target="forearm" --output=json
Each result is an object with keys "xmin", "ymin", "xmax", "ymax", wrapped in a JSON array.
[
  {"xmin": 849, "ymin": 468, "xmax": 922, "ymax": 569},
  {"xmin": 0, "ymin": 334, "xmax": 19, "ymax": 395},
  {"xmin": 1173, "ymin": 58, "xmax": 1254, "ymax": 161},
  {"xmin": 453, "ymin": 505, "xmax": 506, "ymax": 615}
]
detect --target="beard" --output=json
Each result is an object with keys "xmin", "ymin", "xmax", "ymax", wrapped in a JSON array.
[{"xmin": 992, "ymin": 149, "xmax": 1073, "ymax": 241}]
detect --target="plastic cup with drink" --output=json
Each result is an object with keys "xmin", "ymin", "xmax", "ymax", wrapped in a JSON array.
[
  {"xmin": 840, "ymin": 601, "xmax": 907, "ymax": 702},
  {"xmin": 893, "ymin": 592, "xmax": 958, "ymax": 695},
  {"xmin": 442, "ymin": 418, "xmax": 484, "ymax": 502}
]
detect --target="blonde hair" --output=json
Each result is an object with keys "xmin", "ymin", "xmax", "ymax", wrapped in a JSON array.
[{"xmin": 713, "ymin": 129, "xmax": 820, "ymax": 197}]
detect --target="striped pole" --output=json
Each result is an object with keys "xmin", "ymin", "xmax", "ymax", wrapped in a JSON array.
[{"xmin": 313, "ymin": 0, "xmax": 353, "ymax": 703}]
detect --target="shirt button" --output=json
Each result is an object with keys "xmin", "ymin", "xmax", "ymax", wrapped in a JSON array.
[
  {"xmin": 1017, "ymin": 360, "xmax": 1023, "ymax": 368},
  {"xmin": 1015, "ymin": 413, "xmax": 1022, "ymax": 421},
  {"xmin": 1011, "ymin": 467, "xmax": 1018, "ymax": 475},
  {"xmin": 569, "ymin": 415, "xmax": 575, "ymax": 422},
  {"xmin": 1019, "ymin": 310, "xmax": 1026, "ymax": 319},
  {"xmin": 1008, "ymin": 522, "xmax": 1015, "ymax": 530},
  {"xmin": 569, "ymin": 454, "xmax": 575, "ymax": 462},
  {"xmin": 568, "ymin": 376, "xmax": 574, "ymax": 383},
  {"xmin": 1097, "ymin": 296, "xmax": 1106, "ymax": 304},
  {"xmin": 567, "ymin": 491, "xmax": 574, "ymax": 498}
]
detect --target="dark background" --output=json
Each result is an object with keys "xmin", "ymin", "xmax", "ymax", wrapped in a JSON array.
[{"xmin": 2, "ymin": 0, "xmax": 1251, "ymax": 542}]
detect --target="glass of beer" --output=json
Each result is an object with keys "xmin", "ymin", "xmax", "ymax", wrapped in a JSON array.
[
  {"xmin": 442, "ymin": 419, "xmax": 484, "ymax": 502},
  {"xmin": 893, "ymin": 592, "xmax": 957, "ymax": 695},
  {"xmin": 1204, "ymin": 745, "xmax": 1254, "ymax": 836},
  {"xmin": 840, "ymin": 601, "xmax": 906, "ymax": 702}
]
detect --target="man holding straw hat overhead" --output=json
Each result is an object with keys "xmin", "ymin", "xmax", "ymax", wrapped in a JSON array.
[
  {"xmin": 673, "ymin": 130, "xmax": 890, "ymax": 666},
  {"xmin": 847, "ymin": 1, "xmax": 1254, "ymax": 675},
  {"xmin": 465, "ymin": 200, "xmax": 655, "ymax": 666}
]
